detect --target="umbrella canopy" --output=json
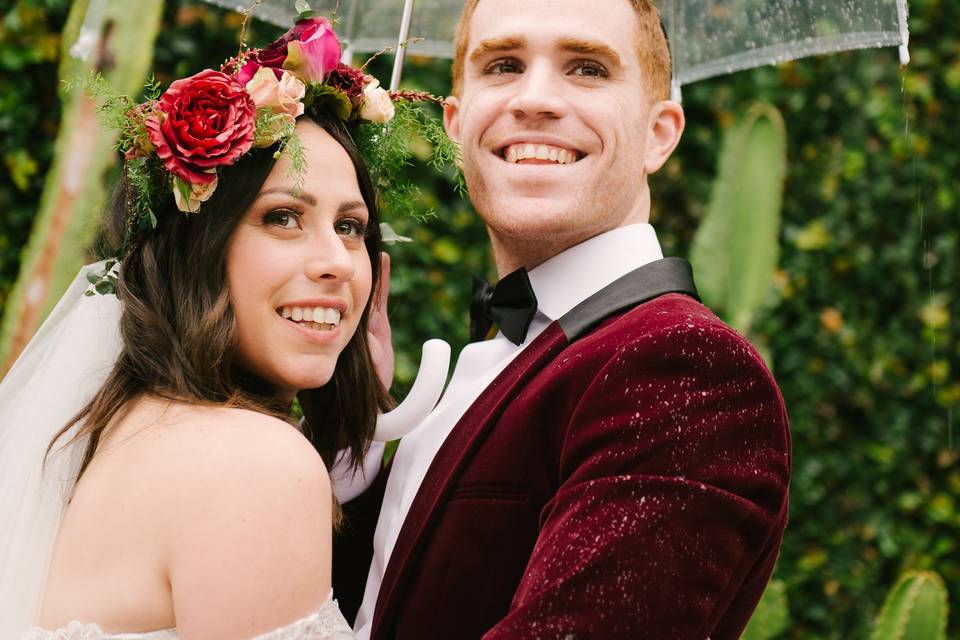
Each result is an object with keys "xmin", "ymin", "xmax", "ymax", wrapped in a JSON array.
[{"xmin": 201, "ymin": 0, "xmax": 910, "ymax": 97}]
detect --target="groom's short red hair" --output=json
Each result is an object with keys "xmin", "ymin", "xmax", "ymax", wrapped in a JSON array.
[{"xmin": 450, "ymin": 0, "xmax": 672, "ymax": 101}]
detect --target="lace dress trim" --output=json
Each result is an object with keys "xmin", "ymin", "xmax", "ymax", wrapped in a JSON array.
[{"xmin": 22, "ymin": 594, "xmax": 353, "ymax": 639}]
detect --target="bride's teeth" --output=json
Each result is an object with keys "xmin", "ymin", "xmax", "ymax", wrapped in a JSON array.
[
  {"xmin": 549, "ymin": 148, "xmax": 559, "ymax": 162},
  {"xmin": 535, "ymin": 145, "xmax": 550, "ymax": 159},
  {"xmin": 282, "ymin": 305, "xmax": 342, "ymax": 327},
  {"xmin": 523, "ymin": 143, "xmax": 536, "ymax": 159},
  {"xmin": 506, "ymin": 146, "xmax": 518, "ymax": 163}
]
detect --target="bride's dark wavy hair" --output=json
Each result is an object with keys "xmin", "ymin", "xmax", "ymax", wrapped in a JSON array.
[{"xmin": 50, "ymin": 114, "xmax": 392, "ymax": 477}]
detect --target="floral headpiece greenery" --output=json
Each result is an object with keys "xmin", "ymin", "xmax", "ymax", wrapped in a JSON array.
[{"xmin": 77, "ymin": 2, "xmax": 459, "ymax": 293}]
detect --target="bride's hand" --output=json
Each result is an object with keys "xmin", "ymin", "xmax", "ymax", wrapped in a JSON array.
[{"xmin": 368, "ymin": 251, "xmax": 394, "ymax": 390}]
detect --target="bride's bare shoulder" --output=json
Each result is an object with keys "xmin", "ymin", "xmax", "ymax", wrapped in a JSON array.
[
  {"xmin": 93, "ymin": 398, "xmax": 335, "ymax": 634},
  {"xmin": 97, "ymin": 397, "xmax": 330, "ymax": 507}
]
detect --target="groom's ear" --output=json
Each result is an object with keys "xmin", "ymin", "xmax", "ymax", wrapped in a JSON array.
[
  {"xmin": 643, "ymin": 100, "xmax": 685, "ymax": 175},
  {"xmin": 443, "ymin": 96, "xmax": 462, "ymax": 143}
]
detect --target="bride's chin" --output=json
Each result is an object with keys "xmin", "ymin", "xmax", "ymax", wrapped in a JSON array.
[{"xmin": 275, "ymin": 369, "xmax": 335, "ymax": 396}]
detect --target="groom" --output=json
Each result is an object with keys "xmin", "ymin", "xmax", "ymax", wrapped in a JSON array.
[{"xmin": 337, "ymin": 1, "xmax": 790, "ymax": 638}]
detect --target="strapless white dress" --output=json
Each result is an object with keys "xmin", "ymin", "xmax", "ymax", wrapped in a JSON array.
[{"xmin": 21, "ymin": 593, "xmax": 354, "ymax": 639}]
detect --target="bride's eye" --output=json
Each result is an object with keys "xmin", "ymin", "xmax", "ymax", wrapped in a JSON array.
[
  {"xmin": 335, "ymin": 217, "xmax": 367, "ymax": 238},
  {"xmin": 263, "ymin": 209, "xmax": 302, "ymax": 230}
]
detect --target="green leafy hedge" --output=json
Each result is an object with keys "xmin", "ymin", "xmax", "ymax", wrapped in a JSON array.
[{"xmin": 1, "ymin": 1, "xmax": 956, "ymax": 637}]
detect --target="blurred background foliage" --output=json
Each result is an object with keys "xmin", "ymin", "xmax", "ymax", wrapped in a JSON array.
[{"xmin": 0, "ymin": 0, "xmax": 957, "ymax": 637}]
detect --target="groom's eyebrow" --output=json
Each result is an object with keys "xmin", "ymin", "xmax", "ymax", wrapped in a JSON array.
[
  {"xmin": 557, "ymin": 37, "xmax": 622, "ymax": 67},
  {"xmin": 469, "ymin": 35, "xmax": 622, "ymax": 68},
  {"xmin": 469, "ymin": 35, "xmax": 527, "ymax": 62}
]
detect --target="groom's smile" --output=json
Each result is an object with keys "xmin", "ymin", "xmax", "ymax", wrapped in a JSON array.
[
  {"xmin": 497, "ymin": 140, "xmax": 584, "ymax": 165},
  {"xmin": 442, "ymin": 0, "xmax": 674, "ymax": 265}
]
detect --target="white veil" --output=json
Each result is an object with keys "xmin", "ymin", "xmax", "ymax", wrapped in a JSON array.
[
  {"xmin": 0, "ymin": 260, "xmax": 448, "ymax": 635},
  {"xmin": 0, "ymin": 262, "xmax": 122, "ymax": 637}
]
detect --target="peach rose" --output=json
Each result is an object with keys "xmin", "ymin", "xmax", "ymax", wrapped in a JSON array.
[
  {"xmin": 245, "ymin": 67, "xmax": 306, "ymax": 119},
  {"xmin": 173, "ymin": 172, "xmax": 218, "ymax": 213}
]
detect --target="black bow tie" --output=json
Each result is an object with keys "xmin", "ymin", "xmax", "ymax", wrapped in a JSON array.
[{"xmin": 470, "ymin": 268, "xmax": 538, "ymax": 345}]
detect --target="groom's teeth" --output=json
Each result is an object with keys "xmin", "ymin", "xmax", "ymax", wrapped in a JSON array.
[
  {"xmin": 278, "ymin": 305, "xmax": 342, "ymax": 328},
  {"xmin": 503, "ymin": 142, "xmax": 579, "ymax": 164}
]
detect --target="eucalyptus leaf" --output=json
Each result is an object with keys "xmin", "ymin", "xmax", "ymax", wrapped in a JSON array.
[
  {"xmin": 294, "ymin": 0, "xmax": 312, "ymax": 17},
  {"xmin": 94, "ymin": 279, "xmax": 114, "ymax": 295}
]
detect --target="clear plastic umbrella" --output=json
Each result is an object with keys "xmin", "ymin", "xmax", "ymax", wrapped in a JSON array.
[{"xmin": 198, "ymin": 0, "xmax": 910, "ymax": 97}]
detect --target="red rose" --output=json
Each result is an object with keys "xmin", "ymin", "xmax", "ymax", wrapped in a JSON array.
[
  {"xmin": 327, "ymin": 63, "xmax": 367, "ymax": 107},
  {"xmin": 146, "ymin": 69, "xmax": 255, "ymax": 184}
]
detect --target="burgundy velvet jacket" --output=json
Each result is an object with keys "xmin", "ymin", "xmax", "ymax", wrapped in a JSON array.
[{"xmin": 334, "ymin": 258, "xmax": 791, "ymax": 640}]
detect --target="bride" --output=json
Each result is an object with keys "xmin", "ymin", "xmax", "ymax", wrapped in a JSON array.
[{"xmin": 0, "ymin": 12, "xmax": 417, "ymax": 639}]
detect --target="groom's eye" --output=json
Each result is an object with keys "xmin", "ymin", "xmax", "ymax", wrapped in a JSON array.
[
  {"xmin": 485, "ymin": 58, "xmax": 524, "ymax": 75},
  {"xmin": 569, "ymin": 60, "xmax": 608, "ymax": 78}
]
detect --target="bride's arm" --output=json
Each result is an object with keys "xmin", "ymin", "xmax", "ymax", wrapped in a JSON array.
[{"xmin": 161, "ymin": 410, "xmax": 333, "ymax": 640}]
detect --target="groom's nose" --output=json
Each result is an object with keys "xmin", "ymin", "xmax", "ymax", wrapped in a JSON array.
[{"xmin": 506, "ymin": 61, "xmax": 569, "ymax": 121}]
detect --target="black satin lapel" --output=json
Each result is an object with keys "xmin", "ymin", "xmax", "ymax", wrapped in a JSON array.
[{"xmin": 558, "ymin": 257, "xmax": 698, "ymax": 341}]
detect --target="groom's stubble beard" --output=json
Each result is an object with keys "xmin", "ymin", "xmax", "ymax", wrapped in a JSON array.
[{"xmin": 463, "ymin": 149, "xmax": 652, "ymax": 275}]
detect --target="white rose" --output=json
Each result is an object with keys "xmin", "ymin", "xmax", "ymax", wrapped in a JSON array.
[
  {"xmin": 359, "ymin": 79, "xmax": 395, "ymax": 124},
  {"xmin": 173, "ymin": 172, "xmax": 218, "ymax": 213}
]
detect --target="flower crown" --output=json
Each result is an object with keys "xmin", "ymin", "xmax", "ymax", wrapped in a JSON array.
[
  {"xmin": 75, "ymin": 3, "xmax": 459, "ymax": 295},
  {"xmin": 146, "ymin": 11, "xmax": 407, "ymax": 214}
]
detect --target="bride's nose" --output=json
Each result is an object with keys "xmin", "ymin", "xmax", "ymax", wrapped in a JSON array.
[{"xmin": 304, "ymin": 230, "xmax": 356, "ymax": 282}]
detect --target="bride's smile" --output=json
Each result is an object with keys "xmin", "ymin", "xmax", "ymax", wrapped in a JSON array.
[{"xmin": 227, "ymin": 121, "xmax": 373, "ymax": 397}]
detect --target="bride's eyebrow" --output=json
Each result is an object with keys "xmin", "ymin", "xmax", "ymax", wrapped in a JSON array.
[
  {"xmin": 338, "ymin": 201, "xmax": 368, "ymax": 216},
  {"xmin": 256, "ymin": 187, "xmax": 317, "ymax": 206}
]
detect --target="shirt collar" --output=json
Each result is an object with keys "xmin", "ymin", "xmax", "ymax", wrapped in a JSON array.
[{"xmin": 526, "ymin": 223, "xmax": 663, "ymax": 322}]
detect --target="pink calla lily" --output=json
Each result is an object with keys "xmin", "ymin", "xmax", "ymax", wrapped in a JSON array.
[{"xmin": 282, "ymin": 17, "xmax": 341, "ymax": 84}]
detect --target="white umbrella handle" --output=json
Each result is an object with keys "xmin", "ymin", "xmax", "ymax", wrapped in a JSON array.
[
  {"xmin": 896, "ymin": 0, "xmax": 910, "ymax": 65},
  {"xmin": 389, "ymin": 0, "xmax": 417, "ymax": 90},
  {"xmin": 373, "ymin": 338, "xmax": 450, "ymax": 442}
]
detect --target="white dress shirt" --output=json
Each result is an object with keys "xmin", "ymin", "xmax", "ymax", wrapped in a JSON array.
[{"xmin": 352, "ymin": 223, "xmax": 664, "ymax": 637}]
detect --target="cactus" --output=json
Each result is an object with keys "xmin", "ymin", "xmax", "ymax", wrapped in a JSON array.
[
  {"xmin": 0, "ymin": 0, "xmax": 163, "ymax": 372},
  {"xmin": 741, "ymin": 579, "xmax": 789, "ymax": 640},
  {"xmin": 689, "ymin": 103, "xmax": 787, "ymax": 339},
  {"xmin": 870, "ymin": 570, "xmax": 949, "ymax": 640}
]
